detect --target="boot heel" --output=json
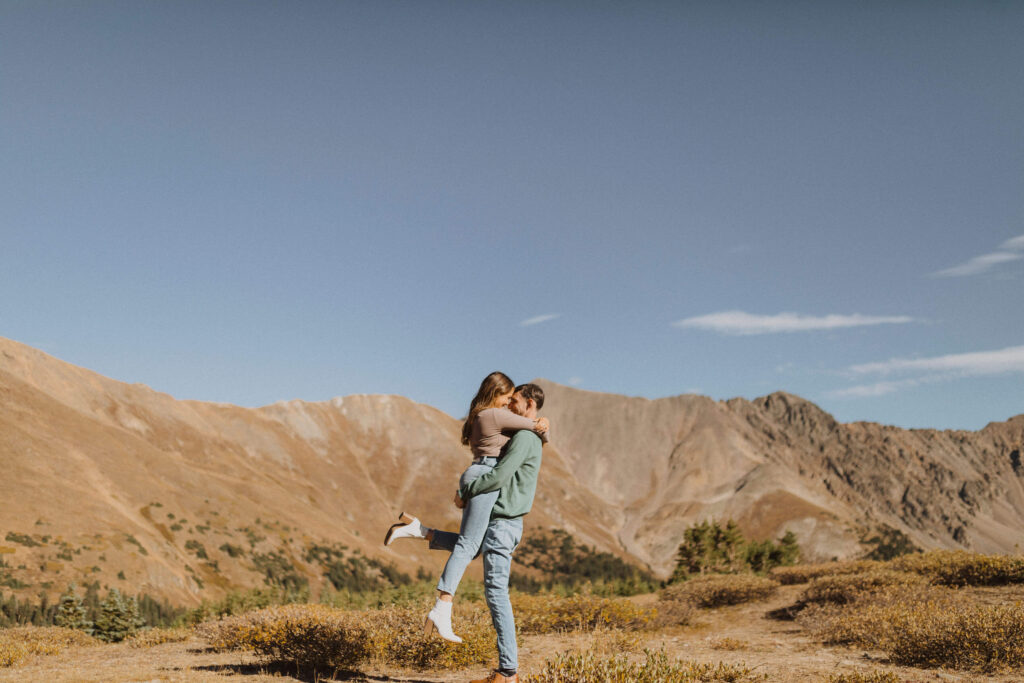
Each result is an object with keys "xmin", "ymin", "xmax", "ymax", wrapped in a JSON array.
[
  {"xmin": 399, "ymin": 511, "xmax": 415, "ymax": 524},
  {"xmin": 423, "ymin": 615, "xmax": 436, "ymax": 637}
]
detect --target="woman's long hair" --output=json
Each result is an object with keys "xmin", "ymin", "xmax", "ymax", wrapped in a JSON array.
[{"xmin": 461, "ymin": 371, "xmax": 515, "ymax": 445}]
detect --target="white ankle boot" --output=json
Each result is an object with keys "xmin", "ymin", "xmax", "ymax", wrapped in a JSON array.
[
  {"xmin": 384, "ymin": 512, "xmax": 428, "ymax": 546},
  {"xmin": 424, "ymin": 599, "xmax": 462, "ymax": 643}
]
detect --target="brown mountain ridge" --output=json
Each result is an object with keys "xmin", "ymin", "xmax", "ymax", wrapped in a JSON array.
[{"xmin": 1, "ymin": 337, "xmax": 1022, "ymax": 605}]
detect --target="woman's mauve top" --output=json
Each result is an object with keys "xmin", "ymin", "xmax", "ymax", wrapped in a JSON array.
[{"xmin": 470, "ymin": 407, "xmax": 545, "ymax": 460}]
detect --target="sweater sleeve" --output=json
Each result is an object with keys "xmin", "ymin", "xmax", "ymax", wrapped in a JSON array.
[
  {"xmin": 486, "ymin": 407, "xmax": 537, "ymax": 433},
  {"xmin": 460, "ymin": 431, "xmax": 534, "ymax": 499}
]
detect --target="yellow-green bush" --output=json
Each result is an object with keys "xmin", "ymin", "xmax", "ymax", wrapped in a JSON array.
[
  {"xmin": 800, "ymin": 584, "xmax": 1024, "ymax": 672},
  {"xmin": 798, "ymin": 584, "xmax": 953, "ymax": 649},
  {"xmin": 197, "ymin": 604, "xmax": 369, "ymax": 670},
  {"xmin": 125, "ymin": 627, "xmax": 192, "ymax": 648},
  {"xmin": 357, "ymin": 603, "xmax": 496, "ymax": 669},
  {"xmin": 0, "ymin": 626, "xmax": 97, "ymax": 667},
  {"xmin": 661, "ymin": 574, "xmax": 779, "ymax": 608},
  {"xmin": 198, "ymin": 595, "xmax": 657, "ymax": 672},
  {"xmin": 798, "ymin": 570, "xmax": 927, "ymax": 606},
  {"xmin": 197, "ymin": 602, "xmax": 496, "ymax": 671},
  {"xmin": 652, "ymin": 598, "xmax": 695, "ymax": 628},
  {"xmin": 769, "ymin": 560, "xmax": 881, "ymax": 585},
  {"xmin": 890, "ymin": 550, "xmax": 1024, "ymax": 587},
  {"xmin": 513, "ymin": 593, "xmax": 654, "ymax": 634},
  {"xmin": 522, "ymin": 649, "xmax": 766, "ymax": 682}
]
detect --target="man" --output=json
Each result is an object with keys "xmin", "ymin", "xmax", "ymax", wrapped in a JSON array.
[{"xmin": 455, "ymin": 382, "xmax": 546, "ymax": 683}]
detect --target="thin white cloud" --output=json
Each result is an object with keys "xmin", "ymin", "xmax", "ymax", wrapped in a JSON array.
[
  {"xmin": 828, "ymin": 381, "xmax": 904, "ymax": 398},
  {"xmin": 566, "ymin": 376, "xmax": 583, "ymax": 386},
  {"xmin": 931, "ymin": 233, "xmax": 1024, "ymax": 277},
  {"xmin": 1000, "ymin": 234, "xmax": 1024, "ymax": 251},
  {"xmin": 850, "ymin": 344, "xmax": 1024, "ymax": 377},
  {"xmin": 931, "ymin": 251, "xmax": 1023, "ymax": 277},
  {"xmin": 520, "ymin": 313, "xmax": 561, "ymax": 327},
  {"xmin": 830, "ymin": 345, "xmax": 1024, "ymax": 399},
  {"xmin": 672, "ymin": 311, "xmax": 914, "ymax": 336}
]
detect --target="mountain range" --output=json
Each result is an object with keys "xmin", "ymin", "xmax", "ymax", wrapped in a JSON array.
[{"xmin": 1, "ymin": 337, "xmax": 1022, "ymax": 604}]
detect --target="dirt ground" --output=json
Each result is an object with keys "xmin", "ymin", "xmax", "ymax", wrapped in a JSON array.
[{"xmin": 1, "ymin": 586, "xmax": 1020, "ymax": 682}]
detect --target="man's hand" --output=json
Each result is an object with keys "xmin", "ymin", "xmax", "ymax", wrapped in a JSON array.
[{"xmin": 454, "ymin": 492, "xmax": 465, "ymax": 509}]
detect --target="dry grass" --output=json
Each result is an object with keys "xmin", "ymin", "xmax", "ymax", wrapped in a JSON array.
[
  {"xmin": 196, "ymin": 593, "xmax": 653, "ymax": 674},
  {"xmin": 769, "ymin": 561, "xmax": 882, "ymax": 585},
  {"xmin": 827, "ymin": 672, "xmax": 902, "ymax": 683},
  {"xmin": 0, "ymin": 627, "xmax": 97, "ymax": 668},
  {"xmin": 124, "ymin": 627, "xmax": 192, "ymax": 648},
  {"xmin": 513, "ymin": 593, "xmax": 654, "ymax": 634},
  {"xmin": 798, "ymin": 570, "xmax": 928, "ymax": 606},
  {"xmin": 652, "ymin": 598, "xmax": 696, "ymax": 628},
  {"xmin": 197, "ymin": 602, "xmax": 496, "ymax": 671},
  {"xmin": 585, "ymin": 629, "xmax": 647, "ymax": 656},
  {"xmin": 710, "ymin": 637, "xmax": 749, "ymax": 651},
  {"xmin": 522, "ymin": 648, "xmax": 767, "ymax": 682},
  {"xmin": 799, "ymin": 583, "xmax": 1024, "ymax": 673},
  {"xmin": 661, "ymin": 574, "xmax": 779, "ymax": 608},
  {"xmin": 890, "ymin": 549, "xmax": 1024, "ymax": 587}
]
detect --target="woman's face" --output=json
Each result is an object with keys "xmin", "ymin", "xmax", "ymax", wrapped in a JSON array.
[{"xmin": 494, "ymin": 390, "xmax": 514, "ymax": 408}]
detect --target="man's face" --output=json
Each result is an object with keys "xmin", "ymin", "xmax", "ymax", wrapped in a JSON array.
[{"xmin": 508, "ymin": 391, "xmax": 530, "ymax": 416}]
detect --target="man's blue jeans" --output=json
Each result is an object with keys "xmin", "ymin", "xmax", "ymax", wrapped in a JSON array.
[
  {"xmin": 429, "ymin": 457, "xmax": 499, "ymax": 595},
  {"xmin": 429, "ymin": 514, "xmax": 523, "ymax": 673},
  {"xmin": 481, "ymin": 516, "xmax": 523, "ymax": 673}
]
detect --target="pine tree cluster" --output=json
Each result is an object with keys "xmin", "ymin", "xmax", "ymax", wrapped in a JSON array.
[{"xmin": 670, "ymin": 519, "xmax": 800, "ymax": 582}]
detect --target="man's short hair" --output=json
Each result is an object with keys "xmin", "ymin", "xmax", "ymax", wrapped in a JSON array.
[{"xmin": 515, "ymin": 383, "xmax": 545, "ymax": 411}]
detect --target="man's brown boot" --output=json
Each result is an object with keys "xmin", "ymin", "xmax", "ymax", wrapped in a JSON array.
[{"xmin": 469, "ymin": 671, "xmax": 518, "ymax": 683}]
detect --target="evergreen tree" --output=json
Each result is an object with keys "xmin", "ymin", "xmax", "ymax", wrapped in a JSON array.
[
  {"xmin": 125, "ymin": 595, "xmax": 145, "ymax": 631},
  {"xmin": 55, "ymin": 584, "xmax": 93, "ymax": 632},
  {"xmin": 671, "ymin": 519, "xmax": 802, "ymax": 581},
  {"xmin": 777, "ymin": 530, "xmax": 800, "ymax": 565},
  {"xmin": 93, "ymin": 588, "xmax": 141, "ymax": 642}
]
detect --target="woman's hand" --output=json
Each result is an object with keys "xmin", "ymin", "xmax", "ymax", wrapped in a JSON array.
[
  {"xmin": 534, "ymin": 417, "xmax": 550, "ymax": 433},
  {"xmin": 454, "ymin": 492, "xmax": 465, "ymax": 509}
]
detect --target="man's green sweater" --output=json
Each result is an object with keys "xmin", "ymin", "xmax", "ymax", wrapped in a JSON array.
[{"xmin": 459, "ymin": 430, "xmax": 543, "ymax": 520}]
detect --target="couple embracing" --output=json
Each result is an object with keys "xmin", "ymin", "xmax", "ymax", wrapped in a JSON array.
[{"xmin": 384, "ymin": 371, "xmax": 549, "ymax": 683}]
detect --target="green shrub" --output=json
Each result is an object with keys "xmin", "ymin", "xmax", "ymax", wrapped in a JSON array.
[
  {"xmin": 860, "ymin": 524, "xmax": 920, "ymax": 560},
  {"xmin": 251, "ymin": 550, "xmax": 308, "ymax": 593},
  {"xmin": 124, "ymin": 534, "xmax": 148, "ymax": 556},
  {"xmin": 184, "ymin": 539, "xmax": 208, "ymax": 559},
  {"xmin": 512, "ymin": 529, "xmax": 658, "ymax": 595},
  {"xmin": 4, "ymin": 532, "xmax": 40, "ymax": 548},
  {"xmin": 219, "ymin": 542, "xmax": 245, "ymax": 558},
  {"xmin": 304, "ymin": 543, "xmax": 410, "ymax": 592},
  {"xmin": 670, "ymin": 520, "xmax": 799, "ymax": 581}
]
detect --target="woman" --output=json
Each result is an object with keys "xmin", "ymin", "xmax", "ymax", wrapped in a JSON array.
[{"xmin": 383, "ymin": 371, "xmax": 548, "ymax": 642}]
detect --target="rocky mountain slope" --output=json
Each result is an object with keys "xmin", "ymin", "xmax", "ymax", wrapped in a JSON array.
[{"xmin": 1, "ymin": 337, "xmax": 1021, "ymax": 604}]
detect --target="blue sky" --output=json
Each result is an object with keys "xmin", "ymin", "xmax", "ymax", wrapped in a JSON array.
[{"xmin": 1, "ymin": 1, "xmax": 1022, "ymax": 429}]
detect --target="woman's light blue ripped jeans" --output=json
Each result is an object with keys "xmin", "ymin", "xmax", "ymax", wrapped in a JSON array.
[{"xmin": 429, "ymin": 456, "xmax": 499, "ymax": 595}]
